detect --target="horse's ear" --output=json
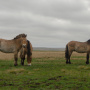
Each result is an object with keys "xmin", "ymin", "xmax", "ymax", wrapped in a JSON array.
[{"xmin": 25, "ymin": 34, "xmax": 27, "ymax": 37}]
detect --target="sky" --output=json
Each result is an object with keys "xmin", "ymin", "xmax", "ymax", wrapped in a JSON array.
[{"xmin": 0, "ymin": 0, "xmax": 90, "ymax": 48}]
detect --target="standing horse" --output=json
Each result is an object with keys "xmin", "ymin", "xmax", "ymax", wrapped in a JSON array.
[
  {"xmin": 20, "ymin": 40, "xmax": 32, "ymax": 66},
  {"xmin": 0, "ymin": 34, "xmax": 27, "ymax": 66},
  {"xmin": 65, "ymin": 39, "xmax": 90, "ymax": 64}
]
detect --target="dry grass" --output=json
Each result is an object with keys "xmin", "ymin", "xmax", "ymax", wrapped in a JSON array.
[
  {"xmin": 0, "ymin": 51, "xmax": 86, "ymax": 60},
  {"xmin": 0, "ymin": 51, "xmax": 64, "ymax": 60},
  {"xmin": 78, "ymin": 65, "xmax": 90, "ymax": 70},
  {"xmin": 0, "ymin": 52, "xmax": 13, "ymax": 60},
  {"xmin": 32, "ymin": 51, "xmax": 86, "ymax": 62},
  {"xmin": 32, "ymin": 51, "xmax": 65, "ymax": 58}
]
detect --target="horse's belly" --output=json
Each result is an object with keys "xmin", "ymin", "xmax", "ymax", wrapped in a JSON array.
[{"xmin": 75, "ymin": 46, "xmax": 87, "ymax": 53}]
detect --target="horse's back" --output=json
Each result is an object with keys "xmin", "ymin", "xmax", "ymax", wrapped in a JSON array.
[
  {"xmin": 0, "ymin": 39, "xmax": 16, "ymax": 53},
  {"xmin": 67, "ymin": 41, "xmax": 88, "ymax": 53},
  {"xmin": 68, "ymin": 41, "xmax": 77, "ymax": 47},
  {"xmin": 75, "ymin": 42, "xmax": 88, "ymax": 53},
  {"xmin": 66, "ymin": 41, "xmax": 77, "ymax": 51}
]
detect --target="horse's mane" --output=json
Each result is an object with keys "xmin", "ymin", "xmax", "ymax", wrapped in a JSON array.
[
  {"xmin": 27, "ymin": 40, "xmax": 31, "ymax": 56},
  {"xmin": 86, "ymin": 39, "xmax": 90, "ymax": 44},
  {"xmin": 14, "ymin": 34, "xmax": 27, "ymax": 39}
]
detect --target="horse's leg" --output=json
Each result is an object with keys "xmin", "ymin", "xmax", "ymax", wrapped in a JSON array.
[
  {"xmin": 68, "ymin": 51, "xmax": 73, "ymax": 64},
  {"xmin": 14, "ymin": 52, "xmax": 18, "ymax": 66},
  {"xmin": 21, "ymin": 57, "xmax": 25, "ymax": 65},
  {"xmin": 21, "ymin": 59, "xmax": 23, "ymax": 65},
  {"xmin": 27, "ymin": 55, "xmax": 32, "ymax": 66},
  {"xmin": 65, "ymin": 54, "xmax": 68, "ymax": 64},
  {"xmin": 68, "ymin": 56, "xmax": 71, "ymax": 64},
  {"xmin": 20, "ymin": 50, "xmax": 25, "ymax": 66},
  {"xmin": 65, "ymin": 45, "xmax": 69, "ymax": 64},
  {"xmin": 21, "ymin": 59, "xmax": 24, "ymax": 65},
  {"xmin": 66, "ymin": 59, "xmax": 68, "ymax": 64},
  {"xmin": 86, "ymin": 53, "xmax": 89, "ymax": 64}
]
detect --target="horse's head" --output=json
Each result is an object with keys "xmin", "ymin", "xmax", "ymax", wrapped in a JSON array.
[
  {"xmin": 20, "ymin": 46, "xmax": 27, "ymax": 65},
  {"xmin": 18, "ymin": 34, "xmax": 27, "ymax": 48},
  {"xmin": 14, "ymin": 34, "xmax": 27, "ymax": 49},
  {"xmin": 21, "ymin": 36, "xmax": 27, "ymax": 48},
  {"xmin": 20, "ymin": 40, "xmax": 32, "ymax": 66}
]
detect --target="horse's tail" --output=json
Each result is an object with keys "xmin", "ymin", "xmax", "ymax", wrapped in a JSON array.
[
  {"xmin": 65, "ymin": 44, "xmax": 69, "ymax": 59},
  {"xmin": 27, "ymin": 40, "xmax": 30, "ymax": 56},
  {"xmin": 27, "ymin": 40, "xmax": 32, "ymax": 66}
]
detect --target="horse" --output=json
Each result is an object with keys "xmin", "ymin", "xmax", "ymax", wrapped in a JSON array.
[
  {"xmin": 20, "ymin": 40, "xmax": 32, "ymax": 66},
  {"xmin": 65, "ymin": 39, "xmax": 90, "ymax": 64},
  {"xmin": 0, "ymin": 34, "xmax": 27, "ymax": 66}
]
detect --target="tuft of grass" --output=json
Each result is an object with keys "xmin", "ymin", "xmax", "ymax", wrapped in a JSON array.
[
  {"xmin": 78, "ymin": 65, "xmax": 86, "ymax": 69},
  {"xmin": 6, "ymin": 68, "xmax": 26, "ymax": 74},
  {"xmin": 78, "ymin": 65, "xmax": 90, "ymax": 70}
]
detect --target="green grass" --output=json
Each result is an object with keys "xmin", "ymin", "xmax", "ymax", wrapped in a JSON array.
[{"xmin": 0, "ymin": 57, "xmax": 90, "ymax": 90}]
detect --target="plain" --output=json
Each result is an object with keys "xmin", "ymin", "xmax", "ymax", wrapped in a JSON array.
[{"xmin": 0, "ymin": 51, "xmax": 90, "ymax": 90}]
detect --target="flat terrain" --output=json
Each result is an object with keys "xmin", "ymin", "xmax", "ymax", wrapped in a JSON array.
[
  {"xmin": 0, "ymin": 51, "xmax": 86, "ymax": 60},
  {"xmin": 0, "ymin": 51, "xmax": 90, "ymax": 90}
]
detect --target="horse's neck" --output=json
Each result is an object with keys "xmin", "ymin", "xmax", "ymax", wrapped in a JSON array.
[
  {"xmin": 14, "ymin": 38, "xmax": 21, "ymax": 43},
  {"xmin": 14, "ymin": 39, "xmax": 22, "ymax": 49}
]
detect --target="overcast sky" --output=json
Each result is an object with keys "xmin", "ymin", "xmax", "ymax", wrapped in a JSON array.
[{"xmin": 0, "ymin": 0, "xmax": 90, "ymax": 48}]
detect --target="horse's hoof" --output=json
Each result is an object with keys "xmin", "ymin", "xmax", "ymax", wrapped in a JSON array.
[
  {"xmin": 86, "ymin": 62, "xmax": 89, "ymax": 64},
  {"xmin": 21, "ymin": 63, "xmax": 24, "ymax": 66},
  {"xmin": 66, "ymin": 61, "xmax": 68, "ymax": 64},
  {"xmin": 28, "ymin": 63, "xmax": 31, "ymax": 66}
]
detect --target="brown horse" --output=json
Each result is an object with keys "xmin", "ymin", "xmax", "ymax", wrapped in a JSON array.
[
  {"xmin": 0, "ymin": 34, "xmax": 27, "ymax": 66},
  {"xmin": 20, "ymin": 40, "xmax": 32, "ymax": 66},
  {"xmin": 65, "ymin": 39, "xmax": 90, "ymax": 64}
]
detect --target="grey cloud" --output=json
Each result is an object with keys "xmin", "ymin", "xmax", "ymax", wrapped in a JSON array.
[{"xmin": 0, "ymin": 0, "xmax": 90, "ymax": 47}]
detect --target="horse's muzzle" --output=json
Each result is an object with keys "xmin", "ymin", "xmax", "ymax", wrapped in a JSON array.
[{"xmin": 22, "ymin": 44, "xmax": 26, "ymax": 48}]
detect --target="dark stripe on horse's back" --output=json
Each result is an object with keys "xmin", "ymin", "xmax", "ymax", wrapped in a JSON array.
[
  {"xmin": 65, "ymin": 44, "xmax": 69, "ymax": 59},
  {"xmin": 27, "ymin": 40, "xmax": 30, "ymax": 56}
]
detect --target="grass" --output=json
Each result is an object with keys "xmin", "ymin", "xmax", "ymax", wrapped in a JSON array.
[{"xmin": 0, "ymin": 51, "xmax": 90, "ymax": 90}]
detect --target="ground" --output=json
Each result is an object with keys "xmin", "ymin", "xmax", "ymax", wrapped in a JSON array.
[{"xmin": 0, "ymin": 51, "xmax": 89, "ymax": 90}]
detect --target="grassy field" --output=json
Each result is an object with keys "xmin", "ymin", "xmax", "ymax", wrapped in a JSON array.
[{"xmin": 0, "ymin": 51, "xmax": 90, "ymax": 90}]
